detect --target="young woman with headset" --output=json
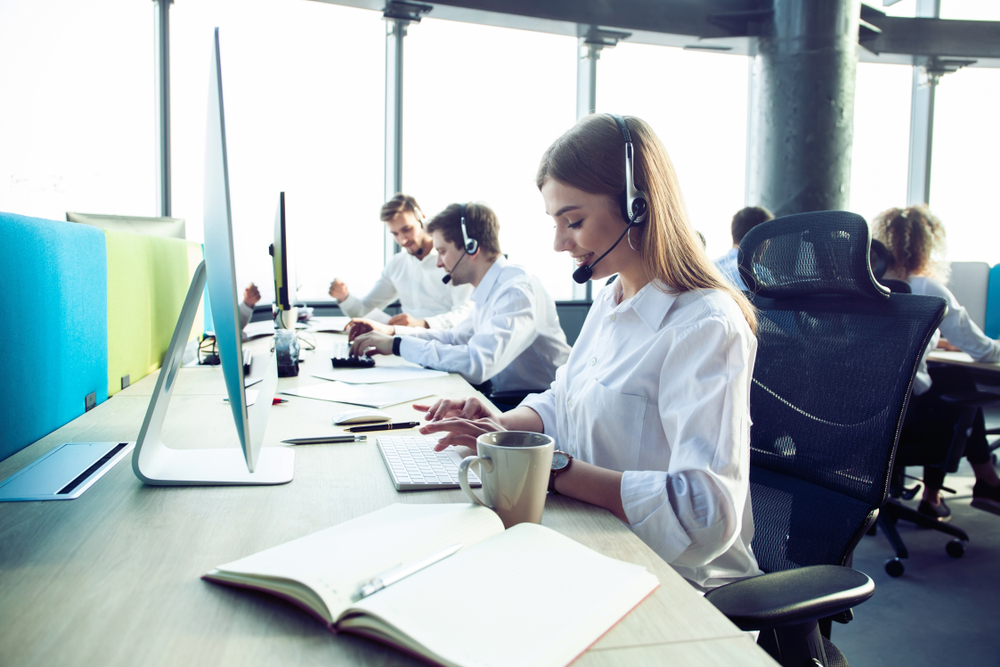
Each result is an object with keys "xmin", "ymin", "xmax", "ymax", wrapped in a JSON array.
[{"xmin": 417, "ymin": 114, "xmax": 761, "ymax": 591}]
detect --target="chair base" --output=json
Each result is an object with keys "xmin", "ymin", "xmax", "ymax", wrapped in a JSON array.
[{"xmin": 877, "ymin": 499, "xmax": 969, "ymax": 576}]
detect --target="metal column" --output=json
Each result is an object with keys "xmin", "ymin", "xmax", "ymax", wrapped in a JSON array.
[
  {"xmin": 384, "ymin": 18, "xmax": 406, "ymax": 263},
  {"xmin": 747, "ymin": 0, "xmax": 861, "ymax": 216},
  {"xmin": 382, "ymin": 2, "xmax": 430, "ymax": 264},
  {"xmin": 154, "ymin": 0, "xmax": 172, "ymax": 217},
  {"xmin": 573, "ymin": 29, "xmax": 628, "ymax": 301},
  {"xmin": 906, "ymin": 0, "xmax": 941, "ymax": 206}
]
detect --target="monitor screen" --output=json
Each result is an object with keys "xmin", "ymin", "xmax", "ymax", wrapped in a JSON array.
[{"xmin": 203, "ymin": 26, "xmax": 269, "ymax": 473}]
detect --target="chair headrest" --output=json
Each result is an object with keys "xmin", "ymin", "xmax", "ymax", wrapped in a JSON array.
[{"xmin": 738, "ymin": 210, "xmax": 889, "ymax": 299}]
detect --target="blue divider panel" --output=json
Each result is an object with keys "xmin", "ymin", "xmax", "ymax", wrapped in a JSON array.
[
  {"xmin": 0, "ymin": 212, "xmax": 110, "ymax": 461},
  {"xmin": 986, "ymin": 265, "xmax": 1000, "ymax": 340}
]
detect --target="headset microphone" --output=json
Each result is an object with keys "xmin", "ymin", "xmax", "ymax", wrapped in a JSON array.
[
  {"xmin": 442, "ymin": 250, "xmax": 467, "ymax": 284},
  {"xmin": 571, "ymin": 114, "xmax": 649, "ymax": 285}
]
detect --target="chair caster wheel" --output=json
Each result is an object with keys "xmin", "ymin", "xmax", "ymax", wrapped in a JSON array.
[
  {"xmin": 885, "ymin": 558, "xmax": 905, "ymax": 577},
  {"xmin": 946, "ymin": 539, "xmax": 965, "ymax": 558}
]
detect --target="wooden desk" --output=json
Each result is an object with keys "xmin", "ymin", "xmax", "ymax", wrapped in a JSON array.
[
  {"xmin": 0, "ymin": 334, "xmax": 776, "ymax": 666},
  {"xmin": 927, "ymin": 350, "xmax": 1000, "ymax": 387}
]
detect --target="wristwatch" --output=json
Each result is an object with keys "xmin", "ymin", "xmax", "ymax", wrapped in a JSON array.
[
  {"xmin": 549, "ymin": 450, "xmax": 573, "ymax": 494},
  {"xmin": 392, "ymin": 337, "xmax": 402, "ymax": 356}
]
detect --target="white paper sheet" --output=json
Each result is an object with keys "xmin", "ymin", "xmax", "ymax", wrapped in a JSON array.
[
  {"xmin": 280, "ymin": 382, "xmax": 432, "ymax": 409},
  {"xmin": 306, "ymin": 316, "xmax": 352, "ymax": 333},
  {"xmin": 243, "ymin": 321, "xmax": 276, "ymax": 339},
  {"xmin": 313, "ymin": 367, "xmax": 448, "ymax": 384}
]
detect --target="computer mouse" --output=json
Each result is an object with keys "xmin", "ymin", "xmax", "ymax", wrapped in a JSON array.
[{"xmin": 333, "ymin": 409, "xmax": 392, "ymax": 425}]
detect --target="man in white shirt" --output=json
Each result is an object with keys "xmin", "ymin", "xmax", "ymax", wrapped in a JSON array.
[
  {"xmin": 329, "ymin": 194, "xmax": 473, "ymax": 329},
  {"xmin": 713, "ymin": 206, "xmax": 773, "ymax": 290},
  {"xmin": 349, "ymin": 202, "xmax": 571, "ymax": 394}
]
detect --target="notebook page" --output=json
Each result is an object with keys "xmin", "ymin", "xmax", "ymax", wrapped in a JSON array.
[
  {"xmin": 343, "ymin": 522, "xmax": 659, "ymax": 667},
  {"xmin": 210, "ymin": 504, "xmax": 504, "ymax": 622}
]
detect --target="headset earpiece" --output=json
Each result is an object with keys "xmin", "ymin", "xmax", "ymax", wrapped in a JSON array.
[
  {"xmin": 460, "ymin": 203, "xmax": 479, "ymax": 255},
  {"xmin": 609, "ymin": 114, "xmax": 649, "ymax": 226}
]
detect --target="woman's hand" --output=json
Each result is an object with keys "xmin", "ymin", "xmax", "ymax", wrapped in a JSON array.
[
  {"xmin": 413, "ymin": 397, "xmax": 500, "ymax": 423},
  {"xmin": 419, "ymin": 417, "xmax": 506, "ymax": 451}
]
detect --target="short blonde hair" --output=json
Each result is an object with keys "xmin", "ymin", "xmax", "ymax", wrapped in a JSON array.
[
  {"xmin": 536, "ymin": 114, "xmax": 756, "ymax": 331},
  {"xmin": 871, "ymin": 205, "xmax": 949, "ymax": 281}
]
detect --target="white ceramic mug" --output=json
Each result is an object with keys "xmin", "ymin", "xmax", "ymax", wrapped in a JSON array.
[{"xmin": 458, "ymin": 431, "xmax": 554, "ymax": 529}]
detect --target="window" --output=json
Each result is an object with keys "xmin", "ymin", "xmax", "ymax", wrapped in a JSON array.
[
  {"xmin": 0, "ymin": 0, "xmax": 155, "ymax": 220},
  {"xmin": 597, "ymin": 43, "xmax": 749, "ymax": 261},
  {"xmin": 171, "ymin": 0, "xmax": 385, "ymax": 302},
  {"xmin": 849, "ymin": 62, "xmax": 911, "ymax": 222},
  {"xmin": 402, "ymin": 19, "xmax": 577, "ymax": 299},
  {"xmin": 928, "ymin": 65, "xmax": 1000, "ymax": 262}
]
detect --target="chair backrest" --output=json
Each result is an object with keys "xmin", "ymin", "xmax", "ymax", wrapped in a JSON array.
[{"xmin": 739, "ymin": 211, "xmax": 945, "ymax": 573}]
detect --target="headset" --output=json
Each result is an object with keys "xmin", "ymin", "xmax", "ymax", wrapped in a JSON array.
[
  {"xmin": 572, "ymin": 114, "xmax": 650, "ymax": 285},
  {"xmin": 459, "ymin": 202, "xmax": 478, "ymax": 255},
  {"xmin": 443, "ymin": 203, "xmax": 476, "ymax": 284}
]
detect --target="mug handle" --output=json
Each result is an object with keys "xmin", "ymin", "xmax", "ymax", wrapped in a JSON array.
[{"xmin": 458, "ymin": 455, "xmax": 494, "ymax": 508}]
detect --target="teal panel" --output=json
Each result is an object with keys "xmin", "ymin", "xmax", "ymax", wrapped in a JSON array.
[
  {"xmin": 986, "ymin": 265, "xmax": 1000, "ymax": 339},
  {"xmin": 0, "ymin": 212, "xmax": 109, "ymax": 461}
]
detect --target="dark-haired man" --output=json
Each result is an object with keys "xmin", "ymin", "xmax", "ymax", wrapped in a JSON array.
[
  {"xmin": 713, "ymin": 206, "xmax": 774, "ymax": 291},
  {"xmin": 329, "ymin": 193, "xmax": 472, "ymax": 329},
  {"xmin": 349, "ymin": 202, "xmax": 571, "ymax": 394}
]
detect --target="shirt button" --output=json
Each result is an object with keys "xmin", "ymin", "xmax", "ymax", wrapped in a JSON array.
[
  {"xmin": 590, "ymin": 358, "xmax": 596, "ymax": 366},
  {"xmin": 567, "ymin": 398, "xmax": 573, "ymax": 408},
  {"xmin": 609, "ymin": 313, "xmax": 617, "ymax": 322}
]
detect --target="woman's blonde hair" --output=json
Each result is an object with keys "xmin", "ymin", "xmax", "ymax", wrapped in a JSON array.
[
  {"xmin": 871, "ymin": 205, "xmax": 949, "ymax": 281},
  {"xmin": 536, "ymin": 114, "xmax": 756, "ymax": 332}
]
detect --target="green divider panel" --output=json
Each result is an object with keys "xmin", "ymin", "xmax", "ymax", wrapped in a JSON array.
[{"xmin": 104, "ymin": 230, "xmax": 204, "ymax": 396}]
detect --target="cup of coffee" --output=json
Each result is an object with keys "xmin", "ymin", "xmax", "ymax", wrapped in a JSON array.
[{"xmin": 458, "ymin": 431, "xmax": 554, "ymax": 529}]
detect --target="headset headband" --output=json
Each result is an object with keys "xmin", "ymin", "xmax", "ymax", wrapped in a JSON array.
[{"xmin": 608, "ymin": 114, "xmax": 648, "ymax": 225}]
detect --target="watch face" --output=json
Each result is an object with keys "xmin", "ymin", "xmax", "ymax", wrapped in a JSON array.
[{"xmin": 552, "ymin": 451, "xmax": 570, "ymax": 471}]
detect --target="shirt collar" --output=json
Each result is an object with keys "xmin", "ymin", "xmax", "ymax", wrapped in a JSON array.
[
  {"xmin": 603, "ymin": 277, "xmax": 678, "ymax": 332},
  {"xmin": 472, "ymin": 255, "xmax": 507, "ymax": 306}
]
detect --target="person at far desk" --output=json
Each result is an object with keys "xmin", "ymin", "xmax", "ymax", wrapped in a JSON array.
[
  {"xmin": 329, "ymin": 193, "xmax": 472, "ymax": 331},
  {"xmin": 415, "ymin": 114, "xmax": 762, "ymax": 592},
  {"xmin": 238, "ymin": 283, "xmax": 261, "ymax": 333},
  {"xmin": 874, "ymin": 205, "xmax": 1000, "ymax": 519},
  {"xmin": 349, "ymin": 202, "xmax": 571, "ymax": 396},
  {"xmin": 712, "ymin": 206, "xmax": 773, "ymax": 291}
]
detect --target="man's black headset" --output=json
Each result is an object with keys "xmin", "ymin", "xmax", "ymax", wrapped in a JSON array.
[
  {"xmin": 442, "ymin": 203, "xmax": 478, "ymax": 284},
  {"xmin": 572, "ymin": 114, "xmax": 649, "ymax": 285}
]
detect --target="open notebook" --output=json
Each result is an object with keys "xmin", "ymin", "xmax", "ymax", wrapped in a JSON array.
[{"xmin": 203, "ymin": 503, "xmax": 659, "ymax": 667}]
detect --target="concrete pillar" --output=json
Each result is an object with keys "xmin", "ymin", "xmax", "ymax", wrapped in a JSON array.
[{"xmin": 747, "ymin": 0, "xmax": 861, "ymax": 216}]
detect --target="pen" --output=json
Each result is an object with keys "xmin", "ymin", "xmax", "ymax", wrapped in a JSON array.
[
  {"xmin": 273, "ymin": 398, "xmax": 288, "ymax": 405},
  {"xmin": 281, "ymin": 435, "xmax": 367, "ymax": 445},
  {"xmin": 358, "ymin": 543, "xmax": 463, "ymax": 599},
  {"xmin": 346, "ymin": 421, "xmax": 421, "ymax": 433}
]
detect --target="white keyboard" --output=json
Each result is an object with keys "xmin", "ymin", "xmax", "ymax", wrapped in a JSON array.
[{"xmin": 377, "ymin": 435, "xmax": 481, "ymax": 491}]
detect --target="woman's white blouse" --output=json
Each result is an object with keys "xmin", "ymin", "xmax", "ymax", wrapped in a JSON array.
[
  {"xmin": 906, "ymin": 275, "xmax": 1000, "ymax": 395},
  {"xmin": 521, "ymin": 279, "xmax": 761, "ymax": 591}
]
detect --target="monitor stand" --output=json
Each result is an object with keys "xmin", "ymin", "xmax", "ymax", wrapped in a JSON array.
[{"xmin": 132, "ymin": 261, "xmax": 294, "ymax": 486}]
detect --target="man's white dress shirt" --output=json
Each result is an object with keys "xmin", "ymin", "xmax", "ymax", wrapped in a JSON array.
[
  {"xmin": 521, "ymin": 278, "xmax": 761, "ymax": 591},
  {"xmin": 713, "ymin": 247, "xmax": 746, "ymax": 291},
  {"xmin": 338, "ymin": 249, "xmax": 473, "ymax": 329},
  {"xmin": 904, "ymin": 275, "xmax": 1000, "ymax": 395},
  {"xmin": 398, "ymin": 256, "xmax": 571, "ymax": 393}
]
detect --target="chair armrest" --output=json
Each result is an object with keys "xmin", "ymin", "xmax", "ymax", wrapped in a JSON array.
[{"xmin": 704, "ymin": 565, "xmax": 874, "ymax": 632}]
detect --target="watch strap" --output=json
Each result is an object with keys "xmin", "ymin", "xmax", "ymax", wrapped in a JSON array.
[{"xmin": 392, "ymin": 336, "xmax": 402, "ymax": 356}]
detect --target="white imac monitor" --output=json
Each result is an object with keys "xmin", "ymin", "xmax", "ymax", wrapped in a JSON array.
[
  {"xmin": 131, "ymin": 27, "xmax": 294, "ymax": 486},
  {"xmin": 270, "ymin": 192, "xmax": 298, "ymax": 329}
]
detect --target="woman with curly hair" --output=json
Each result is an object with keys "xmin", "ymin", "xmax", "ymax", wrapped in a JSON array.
[{"xmin": 874, "ymin": 205, "xmax": 1000, "ymax": 520}]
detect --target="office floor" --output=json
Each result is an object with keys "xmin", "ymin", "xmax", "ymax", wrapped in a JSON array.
[{"xmin": 833, "ymin": 408, "xmax": 1000, "ymax": 665}]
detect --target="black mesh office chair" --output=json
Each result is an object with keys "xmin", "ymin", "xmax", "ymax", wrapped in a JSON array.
[{"xmin": 705, "ymin": 211, "xmax": 946, "ymax": 667}]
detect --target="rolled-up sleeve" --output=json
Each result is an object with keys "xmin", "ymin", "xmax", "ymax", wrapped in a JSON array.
[
  {"xmin": 520, "ymin": 386, "xmax": 559, "ymax": 440},
  {"xmin": 621, "ymin": 317, "xmax": 753, "ymax": 568}
]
